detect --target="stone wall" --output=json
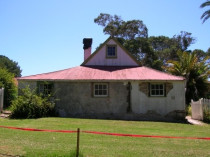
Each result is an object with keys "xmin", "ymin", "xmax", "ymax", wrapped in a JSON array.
[
  {"xmin": 54, "ymin": 82, "xmax": 129, "ymax": 117},
  {"xmin": 17, "ymin": 80, "xmax": 186, "ymax": 121}
]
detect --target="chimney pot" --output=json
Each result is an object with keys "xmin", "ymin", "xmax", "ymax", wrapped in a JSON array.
[
  {"xmin": 83, "ymin": 38, "xmax": 92, "ymax": 61},
  {"xmin": 83, "ymin": 38, "xmax": 92, "ymax": 49}
]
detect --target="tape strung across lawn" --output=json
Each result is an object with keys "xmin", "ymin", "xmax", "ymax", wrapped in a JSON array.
[
  {"xmin": 0, "ymin": 125, "xmax": 210, "ymax": 141},
  {"xmin": 82, "ymin": 130, "xmax": 210, "ymax": 140},
  {"xmin": 0, "ymin": 125, "xmax": 77, "ymax": 133}
]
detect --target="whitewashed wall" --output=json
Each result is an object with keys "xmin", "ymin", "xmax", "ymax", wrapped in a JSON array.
[{"xmin": 131, "ymin": 81, "xmax": 185, "ymax": 116}]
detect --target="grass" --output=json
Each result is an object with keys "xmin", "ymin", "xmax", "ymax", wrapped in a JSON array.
[{"xmin": 0, "ymin": 118, "xmax": 210, "ymax": 157}]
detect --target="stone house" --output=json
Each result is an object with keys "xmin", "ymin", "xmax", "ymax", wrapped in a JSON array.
[{"xmin": 18, "ymin": 37, "xmax": 186, "ymax": 120}]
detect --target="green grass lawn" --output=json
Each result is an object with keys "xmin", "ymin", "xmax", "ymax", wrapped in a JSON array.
[{"xmin": 0, "ymin": 118, "xmax": 210, "ymax": 157}]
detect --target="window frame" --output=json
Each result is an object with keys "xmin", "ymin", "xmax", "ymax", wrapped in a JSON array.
[
  {"xmin": 150, "ymin": 83, "xmax": 165, "ymax": 97},
  {"xmin": 38, "ymin": 82, "xmax": 54, "ymax": 96},
  {"xmin": 93, "ymin": 83, "xmax": 109, "ymax": 97},
  {"xmin": 106, "ymin": 45, "xmax": 117, "ymax": 58}
]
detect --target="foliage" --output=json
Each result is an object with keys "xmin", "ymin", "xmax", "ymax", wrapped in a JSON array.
[
  {"xmin": 0, "ymin": 68, "xmax": 17, "ymax": 108},
  {"xmin": 94, "ymin": 13, "xmax": 148, "ymax": 39},
  {"xmin": 0, "ymin": 55, "xmax": 22, "ymax": 77},
  {"xmin": 186, "ymin": 105, "xmax": 192, "ymax": 116},
  {"xmin": 10, "ymin": 86, "xmax": 56, "ymax": 119},
  {"xmin": 200, "ymin": 0, "xmax": 210, "ymax": 23},
  {"xmin": 203, "ymin": 107, "xmax": 210, "ymax": 123},
  {"xmin": 192, "ymin": 49, "xmax": 207, "ymax": 62},
  {"xmin": 165, "ymin": 51, "xmax": 210, "ymax": 104},
  {"xmin": 172, "ymin": 31, "xmax": 195, "ymax": 52}
]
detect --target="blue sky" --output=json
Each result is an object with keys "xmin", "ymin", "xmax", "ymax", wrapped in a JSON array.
[{"xmin": 0, "ymin": 0, "xmax": 209, "ymax": 76}]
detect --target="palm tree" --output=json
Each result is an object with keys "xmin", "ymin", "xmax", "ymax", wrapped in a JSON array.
[
  {"xmin": 165, "ymin": 51, "xmax": 210, "ymax": 104},
  {"xmin": 200, "ymin": 0, "xmax": 210, "ymax": 23}
]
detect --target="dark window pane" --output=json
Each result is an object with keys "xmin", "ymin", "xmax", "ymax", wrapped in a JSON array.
[
  {"xmin": 99, "ymin": 90, "xmax": 102, "ymax": 95},
  {"xmin": 160, "ymin": 90, "xmax": 163, "ymax": 95},
  {"xmin": 103, "ymin": 90, "xmax": 107, "ymax": 95},
  {"xmin": 95, "ymin": 85, "xmax": 98, "ymax": 89},
  {"xmin": 95, "ymin": 90, "xmax": 99, "ymax": 95},
  {"xmin": 107, "ymin": 46, "xmax": 116, "ymax": 56},
  {"xmin": 151, "ymin": 90, "xmax": 155, "ymax": 95},
  {"xmin": 103, "ymin": 85, "xmax": 107, "ymax": 89}
]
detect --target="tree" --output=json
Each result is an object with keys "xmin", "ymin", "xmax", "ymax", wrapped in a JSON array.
[
  {"xmin": 172, "ymin": 31, "xmax": 195, "ymax": 52},
  {"xmin": 165, "ymin": 51, "xmax": 210, "ymax": 104},
  {"xmin": 0, "ymin": 55, "xmax": 22, "ymax": 77},
  {"xmin": 192, "ymin": 49, "xmax": 207, "ymax": 62},
  {"xmin": 0, "ymin": 68, "xmax": 17, "ymax": 108},
  {"xmin": 200, "ymin": 0, "xmax": 210, "ymax": 23},
  {"xmin": 94, "ymin": 13, "xmax": 148, "ymax": 39},
  {"xmin": 148, "ymin": 36, "xmax": 178, "ymax": 66}
]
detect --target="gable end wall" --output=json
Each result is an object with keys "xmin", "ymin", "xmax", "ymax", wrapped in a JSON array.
[{"xmin": 85, "ymin": 39, "xmax": 138, "ymax": 66}]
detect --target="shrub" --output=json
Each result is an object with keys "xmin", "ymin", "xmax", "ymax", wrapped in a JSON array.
[
  {"xmin": 203, "ymin": 107, "xmax": 210, "ymax": 123},
  {"xmin": 0, "ymin": 68, "xmax": 17, "ymax": 108},
  {"xmin": 186, "ymin": 105, "xmax": 192, "ymax": 116},
  {"xmin": 10, "ymin": 86, "xmax": 56, "ymax": 119}
]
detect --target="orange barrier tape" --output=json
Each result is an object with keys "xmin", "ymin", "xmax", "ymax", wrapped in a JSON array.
[
  {"xmin": 82, "ymin": 130, "xmax": 210, "ymax": 140},
  {"xmin": 0, "ymin": 125, "xmax": 77, "ymax": 133},
  {"xmin": 0, "ymin": 125, "xmax": 210, "ymax": 140}
]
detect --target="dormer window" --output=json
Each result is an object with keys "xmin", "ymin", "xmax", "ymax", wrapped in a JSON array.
[{"xmin": 106, "ymin": 45, "xmax": 117, "ymax": 58}]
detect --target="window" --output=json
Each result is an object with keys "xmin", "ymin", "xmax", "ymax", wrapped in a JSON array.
[
  {"xmin": 94, "ymin": 83, "xmax": 108, "ymax": 97},
  {"xmin": 106, "ymin": 45, "xmax": 117, "ymax": 58},
  {"xmin": 150, "ymin": 83, "xmax": 164, "ymax": 96},
  {"xmin": 38, "ymin": 82, "xmax": 54, "ymax": 96}
]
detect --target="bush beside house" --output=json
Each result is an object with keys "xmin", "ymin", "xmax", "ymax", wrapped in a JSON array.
[
  {"xmin": 0, "ymin": 68, "xmax": 17, "ymax": 108},
  {"xmin": 10, "ymin": 86, "xmax": 56, "ymax": 119}
]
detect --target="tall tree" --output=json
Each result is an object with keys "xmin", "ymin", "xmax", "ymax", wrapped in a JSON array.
[
  {"xmin": 192, "ymin": 49, "xmax": 207, "ymax": 62},
  {"xmin": 148, "ymin": 32, "xmax": 195, "ymax": 68},
  {"xmin": 94, "ymin": 13, "xmax": 148, "ymax": 39},
  {"xmin": 172, "ymin": 31, "xmax": 195, "ymax": 52},
  {"xmin": 200, "ymin": 0, "xmax": 210, "ymax": 23},
  {"xmin": 148, "ymin": 36, "xmax": 178, "ymax": 66},
  {"xmin": 0, "ymin": 55, "xmax": 22, "ymax": 77},
  {"xmin": 165, "ymin": 51, "xmax": 210, "ymax": 104}
]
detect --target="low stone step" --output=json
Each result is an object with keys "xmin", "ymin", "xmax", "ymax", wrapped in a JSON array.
[
  {"xmin": 0, "ymin": 110, "xmax": 11, "ymax": 118},
  {"xmin": 2, "ymin": 110, "xmax": 12, "ymax": 114},
  {"xmin": 0, "ymin": 113, "xmax": 10, "ymax": 118}
]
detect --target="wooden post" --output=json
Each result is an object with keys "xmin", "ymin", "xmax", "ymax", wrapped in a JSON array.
[{"xmin": 76, "ymin": 128, "xmax": 80, "ymax": 157}]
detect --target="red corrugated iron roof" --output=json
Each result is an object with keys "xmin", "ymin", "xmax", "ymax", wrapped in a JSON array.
[{"xmin": 18, "ymin": 66, "xmax": 185, "ymax": 81}]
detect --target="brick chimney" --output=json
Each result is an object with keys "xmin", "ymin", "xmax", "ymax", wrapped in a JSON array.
[{"xmin": 83, "ymin": 38, "xmax": 92, "ymax": 61}]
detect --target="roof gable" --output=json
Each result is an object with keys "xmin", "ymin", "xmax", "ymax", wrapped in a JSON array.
[{"xmin": 81, "ymin": 37, "xmax": 140, "ymax": 66}]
